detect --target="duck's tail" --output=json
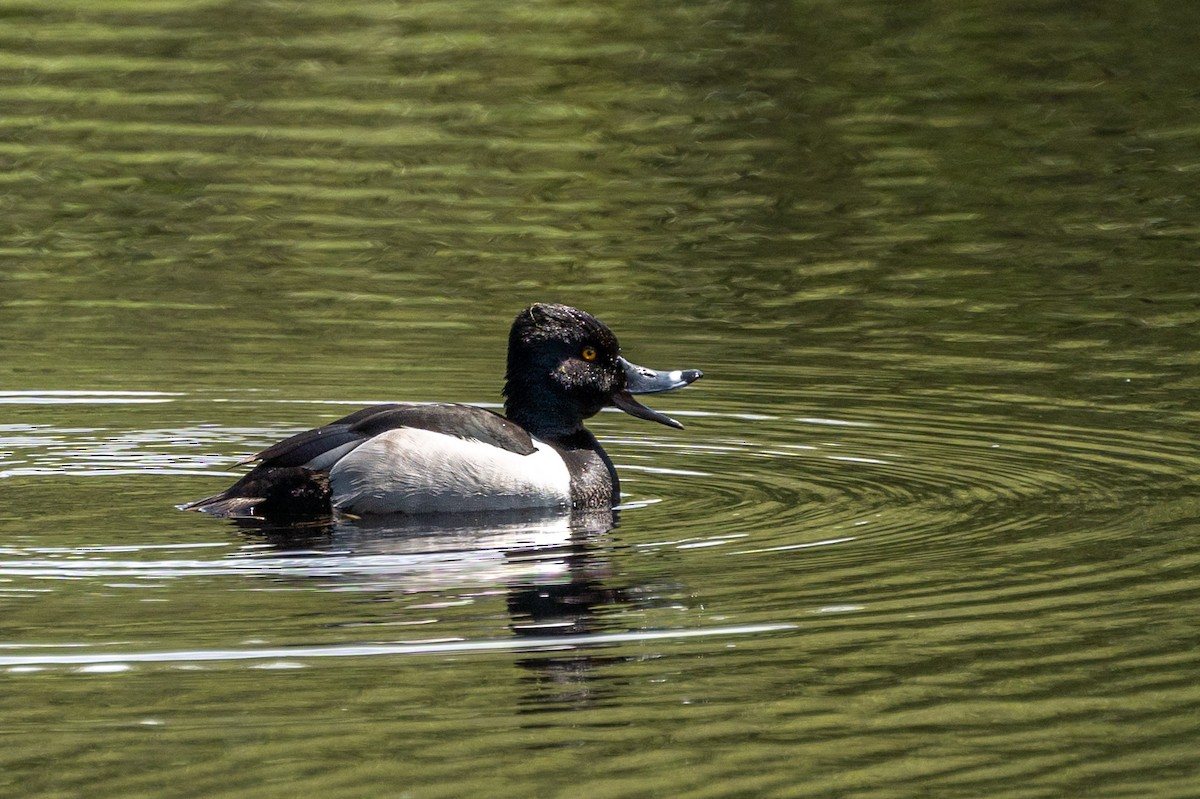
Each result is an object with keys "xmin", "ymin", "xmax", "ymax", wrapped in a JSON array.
[{"xmin": 182, "ymin": 466, "xmax": 332, "ymax": 518}]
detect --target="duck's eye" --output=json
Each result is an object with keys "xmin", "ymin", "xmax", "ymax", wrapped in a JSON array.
[{"xmin": 581, "ymin": 346, "xmax": 598, "ymax": 361}]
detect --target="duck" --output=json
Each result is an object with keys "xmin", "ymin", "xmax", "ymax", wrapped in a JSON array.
[{"xmin": 184, "ymin": 303, "xmax": 702, "ymax": 518}]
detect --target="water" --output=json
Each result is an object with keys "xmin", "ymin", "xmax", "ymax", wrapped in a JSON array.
[{"xmin": 2, "ymin": 0, "xmax": 1199, "ymax": 797}]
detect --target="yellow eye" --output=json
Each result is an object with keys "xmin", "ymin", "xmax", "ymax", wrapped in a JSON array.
[{"xmin": 581, "ymin": 346, "xmax": 598, "ymax": 361}]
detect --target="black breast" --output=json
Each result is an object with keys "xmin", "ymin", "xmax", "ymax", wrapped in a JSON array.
[{"xmin": 550, "ymin": 430, "xmax": 620, "ymax": 508}]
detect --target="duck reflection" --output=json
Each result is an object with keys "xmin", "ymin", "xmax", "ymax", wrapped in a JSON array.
[
  {"xmin": 225, "ymin": 507, "xmax": 670, "ymax": 710},
  {"xmin": 503, "ymin": 529, "xmax": 631, "ymax": 711},
  {"xmin": 229, "ymin": 506, "xmax": 612, "ymax": 557}
]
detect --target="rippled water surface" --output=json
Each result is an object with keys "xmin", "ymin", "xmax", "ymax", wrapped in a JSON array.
[{"xmin": 3, "ymin": 1, "xmax": 1200, "ymax": 797}]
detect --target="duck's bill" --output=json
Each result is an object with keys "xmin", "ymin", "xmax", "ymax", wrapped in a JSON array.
[
  {"xmin": 612, "ymin": 390, "xmax": 685, "ymax": 429},
  {"xmin": 619, "ymin": 357, "xmax": 703, "ymax": 394},
  {"xmin": 614, "ymin": 358, "xmax": 703, "ymax": 429}
]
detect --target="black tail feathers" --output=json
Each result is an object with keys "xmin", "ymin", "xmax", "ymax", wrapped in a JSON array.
[{"xmin": 183, "ymin": 466, "xmax": 332, "ymax": 518}]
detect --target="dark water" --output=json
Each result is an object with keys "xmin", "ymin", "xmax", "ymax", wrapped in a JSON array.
[{"xmin": 2, "ymin": 1, "xmax": 1199, "ymax": 797}]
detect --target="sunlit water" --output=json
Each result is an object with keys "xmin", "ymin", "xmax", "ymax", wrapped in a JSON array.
[{"xmin": 3, "ymin": 1, "xmax": 1200, "ymax": 798}]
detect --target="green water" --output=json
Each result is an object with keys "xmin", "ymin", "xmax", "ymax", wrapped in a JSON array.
[{"xmin": 2, "ymin": 1, "xmax": 1199, "ymax": 797}]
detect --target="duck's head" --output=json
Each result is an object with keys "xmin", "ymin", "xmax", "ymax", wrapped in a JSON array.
[{"xmin": 503, "ymin": 303, "xmax": 703, "ymax": 436}]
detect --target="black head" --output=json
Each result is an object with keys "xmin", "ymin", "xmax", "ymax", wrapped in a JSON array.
[
  {"xmin": 503, "ymin": 303, "xmax": 702, "ymax": 438},
  {"xmin": 504, "ymin": 304, "xmax": 622, "ymax": 435}
]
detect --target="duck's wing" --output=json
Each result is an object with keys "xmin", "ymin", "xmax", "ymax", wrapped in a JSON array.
[
  {"xmin": 245, "ymin": 402, "xmax": 537, "ymax": 469},
  {"xmin": 184, "ymin": 403, "xmax": 538, "ymax": 517},
  {"xmin": 348, "ymin": 404, "xmax": 539, "ymax": 455}
]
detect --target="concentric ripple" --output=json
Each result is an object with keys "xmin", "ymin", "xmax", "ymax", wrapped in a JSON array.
[{"xmin": 608, "ymin": 394, "xmax": 1198, "ymax": 558}]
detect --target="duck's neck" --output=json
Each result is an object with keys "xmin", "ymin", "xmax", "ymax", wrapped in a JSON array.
[
  {"xmin": 504, "ymin": 383, "xmax": 619, "ymax": 506},
  {"xmin": 503, "ymin": 384, "xmax": 583, "ymax": 441}
]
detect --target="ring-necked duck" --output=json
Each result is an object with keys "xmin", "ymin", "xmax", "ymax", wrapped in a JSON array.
[{"xmin": 184, "ymin": 303, "xmax": 702, "ymax": 517}]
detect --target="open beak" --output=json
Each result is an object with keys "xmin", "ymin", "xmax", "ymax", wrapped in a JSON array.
[{"xmin": 611, "ymin": 357, "xmax": 703, "ymax": 429}]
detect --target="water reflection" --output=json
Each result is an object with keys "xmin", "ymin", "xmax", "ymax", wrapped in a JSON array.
[{"xmin": 235, "ymin": 507, "xmax": 653, "ymax": 710}]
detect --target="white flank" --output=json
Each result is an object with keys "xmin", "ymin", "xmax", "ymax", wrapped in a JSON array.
[{"xmin": 328, "ymin": 428, "xmax": 572, "ymax": 514}]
